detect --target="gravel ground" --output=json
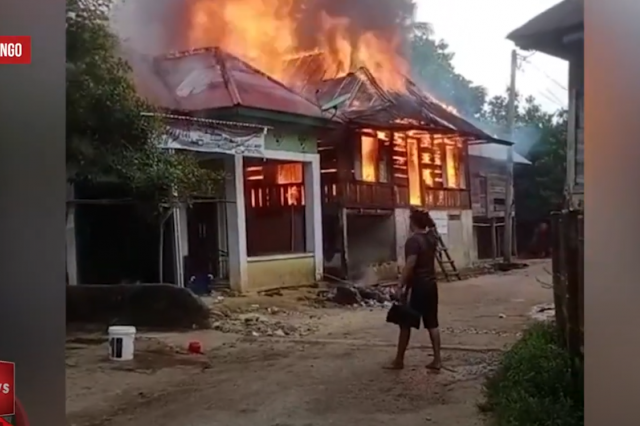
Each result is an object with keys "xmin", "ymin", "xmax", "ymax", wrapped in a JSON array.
[{"xmin": 67, "ymin": 260, "xmax": 553, "ymax": 426}]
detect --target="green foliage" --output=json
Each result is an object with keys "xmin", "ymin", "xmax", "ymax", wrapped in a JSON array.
[
  {"xmin": 480, "ymin": 322, "xmax": 583, "ymax": 426},
  {"xmin": 66, "ymin": 0, "xmax": 222, "ymax": 214},
  {"xmin": 480, "ymin": 90, "xmax": 567, "ymax": 222},
  {"xmin": 409, "ymin": 22, "xmax": 488, "ymax": 117},
  {"xmin": 408, "ymin": 16, "xmax": 568, "ymax": 222}
]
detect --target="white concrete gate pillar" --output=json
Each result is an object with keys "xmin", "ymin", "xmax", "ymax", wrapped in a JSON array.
[
  {"xmin": 304, "ymin": 157, "xmax": 324, "ymax": 281},
  {"xmin": 225, "ymin": 155, "xmax": 248, "ymax": 292}
]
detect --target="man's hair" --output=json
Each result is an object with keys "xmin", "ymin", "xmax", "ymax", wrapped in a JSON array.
[{"xmin": 409, "ymin": 208, "xmax": 436, "ymax": 230}]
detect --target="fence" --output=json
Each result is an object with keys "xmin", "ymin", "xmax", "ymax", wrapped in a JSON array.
[{"xmin": 550, "ymin": 210, "xmax": 584, "ymax": 358}]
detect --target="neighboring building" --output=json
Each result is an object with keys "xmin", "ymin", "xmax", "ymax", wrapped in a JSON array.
[
  {"xmin": 468, "ymin": 143, "xmax": 531, "ymax": 259},
  {"xmin": 68, "ymin": 47, "xmax": 330, "ymax": 294},
  {"xmin": 507, "ymin": 0, "xmax": 584, "ymax": 209}
]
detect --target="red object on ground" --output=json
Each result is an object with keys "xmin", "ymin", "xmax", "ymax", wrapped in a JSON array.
[{"xmin": 187, "ymin": 341, "xmax": 203, "ymax": 354}]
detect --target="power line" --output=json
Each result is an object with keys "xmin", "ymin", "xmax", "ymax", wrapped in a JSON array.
[
  {"xmin": 543, "ymin": 88, "xmax": 566, "ymax": 107},
  {"xmin": 540, "ymin": 93, "xmax": 565, "ymax": 110},
  {"xmin": 514, "ymin": 66, "xmax": 566, "ymax": 108},
  {"xmin": 519, "ymin": 55, "xmax": 568, "ymax": 92}
]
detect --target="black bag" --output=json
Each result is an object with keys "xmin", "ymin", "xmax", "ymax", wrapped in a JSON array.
[{"xmin": 386, "ymin": 290, "xmax": 421, "ymax": 329}]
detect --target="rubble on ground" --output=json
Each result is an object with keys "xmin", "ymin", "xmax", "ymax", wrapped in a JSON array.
[
  {"xmin": 320, "ymin": 284, "xmax": 398, "ymax": 308},
  {"xmin": 441, "ymin": 326, "xmax": 515, "ymax": 337},
  {"xmin": 209, "ymin": 309, "xmax": 318, "ymax": 338}
]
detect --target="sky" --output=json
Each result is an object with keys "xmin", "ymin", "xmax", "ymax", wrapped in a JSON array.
[{"xmin": 415, "ymin": 0, "xmax": 569, "ymax": 112}]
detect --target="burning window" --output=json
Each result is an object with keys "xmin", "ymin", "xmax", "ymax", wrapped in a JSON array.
[
  {"xmin": 276, "ymin": 162, "xmax": 304, "ymax": 206},
  {"xmin": 276, "ymin": 163, "xmax": 303, "ymax": 184},
  {"xmin": 443, "ymin": 138, "xmax": 466, "ymax": 189},
  {"xmin": 357, "ymin": 130, "xmax": 390, "ymax": 183},
  {"xmin": 245, "ymin": 166, "xmax": 264, "ymax": 181},
  {"xmin": 406, "ymin": 137, "xmax": 422, "ymax": 205},
  {"xmin": 360, "ymin": 134, "xmax": 378, "ymax": 182},
  {"xmin": 445, "ymin": 144, "xmax": 459, "ymax": 188}
]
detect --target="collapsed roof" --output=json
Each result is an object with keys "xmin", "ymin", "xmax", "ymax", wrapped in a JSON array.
[{"xmin": 284, "ymin": 53, "xmax": 500, "ymax": 142}]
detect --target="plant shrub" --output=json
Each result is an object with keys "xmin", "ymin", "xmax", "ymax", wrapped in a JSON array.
[{"xmin": 480, "ymin": 322, "xmax": 583, "ymax": 426}]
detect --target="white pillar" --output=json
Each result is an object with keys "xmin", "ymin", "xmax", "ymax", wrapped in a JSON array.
[
  {"xmin": 225, "ymin": 155, "xmax": 248, "ymax": 292},
  {"xmin": 304, "ymin": 157, "xmax": 324, "ymax": 281},
  {"xmin": 171, "ymin": 204, "xmax": 188, "ymax": 286},
  {"xmin": 66, "ymin": 183, "xmax": 78, "ymax": 285}
]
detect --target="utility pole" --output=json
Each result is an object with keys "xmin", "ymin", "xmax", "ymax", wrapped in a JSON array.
[{"xmin": 503, "ymin": 49, "xmax": 517, "ymax": 263}]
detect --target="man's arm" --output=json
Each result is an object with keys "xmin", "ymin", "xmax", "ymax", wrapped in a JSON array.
[
  {"xmin": 400, "ymin": 237, "xmax": 420, "ymax": 288},
  {"xmin": 400, "ymin": 254, "xmax": 417, "ymax": 289}
]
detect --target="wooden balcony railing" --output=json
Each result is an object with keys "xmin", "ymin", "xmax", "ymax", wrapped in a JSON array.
[
  {"xmin": 319, "ymin": 177, "xmax": 470, "ymax": 211},
  {"xmin": 423, "ymin": 188, "xmax": 470, "ymax": 210},
  {"xmin": 343, "ymin": 182, "xmax": 395, "ymax": 208}
]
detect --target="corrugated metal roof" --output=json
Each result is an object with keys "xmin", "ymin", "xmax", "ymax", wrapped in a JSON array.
[
  {"xmin": 127, "ymin": 47, "xmax": 325, "ymax": 119},
  {"xmin": 469, "ymin": 143, "xmax": 531, "ymax": 165},
  {"xmin": 281, "ymin": 53, "xmax": 497, "ymax": 139},
  {"xmin": 507, "ymin": 0, "xmax": 583, "ymax": 43}
]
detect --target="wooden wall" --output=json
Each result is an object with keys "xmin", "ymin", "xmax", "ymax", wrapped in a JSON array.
[
  {"xmin": 469, "ymin": 155, "xmax": 509, "ymax": 218},
  {"xmin": 319, "ymin": 127, "xmax": 470, "ymax": 211}
]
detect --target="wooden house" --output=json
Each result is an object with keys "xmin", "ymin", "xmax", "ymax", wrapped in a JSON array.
[
  {"xmin": 285, "ymin": 61, "xmax": 501, "ymax": 280},
  {"xmin": 468, "ymin": 142, "xmax": 531, "ymax": 260}
]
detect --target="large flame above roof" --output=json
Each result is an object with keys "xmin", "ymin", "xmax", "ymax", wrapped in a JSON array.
[{"xmin": 184, "ymin": 0, "xmax": 410, "ymax": 92}]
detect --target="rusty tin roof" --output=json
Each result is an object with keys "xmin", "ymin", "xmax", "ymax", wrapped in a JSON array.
[{"xmin": 128, "ymin": 47, "xmax": 325, "ymax": 119}]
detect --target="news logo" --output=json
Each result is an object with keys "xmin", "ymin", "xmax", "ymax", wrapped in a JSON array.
[
  {"xmin": 0, "ymin": 36, "xmax": 31, "ymax": 65},
  {"xmin": 0, "ymin": 362, "xmax": 14, "ymax": 419}
]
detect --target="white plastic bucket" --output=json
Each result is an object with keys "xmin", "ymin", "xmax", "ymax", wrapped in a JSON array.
[{"xmin": 107, "ymin": 326, "xmax": 136, "ymax": 361}]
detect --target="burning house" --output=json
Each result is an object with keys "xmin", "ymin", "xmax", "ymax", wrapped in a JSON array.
[
  {"xmin": 279, "ymin": 56, "xmax": 501, "ymax": 280},
  {"xmin": 98, "ymin": 0, "xmax": 513, "ymax": 290}
]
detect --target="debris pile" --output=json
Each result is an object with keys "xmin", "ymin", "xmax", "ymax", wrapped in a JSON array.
[
  {"xmin": 322, "ymin": 284, "xmax": 398, "ymax": 308},
  {"xmin": 210, "ymin": 310, "xmax": 318, "ymax": 338},
  {"xmin": 441, "ymin": 326, "xmax": 514, "ymax": 337}
]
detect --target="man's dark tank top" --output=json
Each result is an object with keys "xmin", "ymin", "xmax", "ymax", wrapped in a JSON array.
[{"xmin": 405, "ymin": 230, "xmax": 438, "ymax": 286}]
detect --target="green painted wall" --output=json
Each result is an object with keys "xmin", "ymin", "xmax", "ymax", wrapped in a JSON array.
[
  {"xmin": 265, "ymin": 130, "xmax": 317, "ymax": 154},
  {"xmin": 207, "ymin": 107, "xmax": 329, "ymax": 155}
]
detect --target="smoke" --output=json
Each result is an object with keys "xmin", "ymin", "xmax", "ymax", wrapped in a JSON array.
[
  {"xmin": 110, "ymin": 0, "xmax": 415, "ymax": 57},
  {"xmin": 468, "ymin": 117, "xmax": 543, "ymax": 158},
  {"xmin": 295, "ymin": 0, "xmax": 415, "ymax": 49}
]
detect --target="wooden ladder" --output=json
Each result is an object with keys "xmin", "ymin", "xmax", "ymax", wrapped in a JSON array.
[{"xmin": 432, "ymin": 228, "xmax": 462, "ymax": 281}]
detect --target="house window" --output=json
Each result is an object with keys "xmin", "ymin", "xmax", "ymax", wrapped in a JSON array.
[
  {"xmin": 276, "ymin": 163, "xmax": 303, "ymax": 185},
  {"xmin": 360, "ymin": 134, "xmax": 378, "ymax": 182},
  {"xmin": 419, "ymin": 135, "xmax": 445, "ymax": 189},
  {"xmin": 444, "ymin": 140, "xmax": 466, "ymax": 189},
  {"xmin": 407, "ymin": 137, "xmax": 422, "ymax": 205},
  {"xmin": 244, "ymin": 160, "xmax": 306, "ymax": 257},
  {"xmin": 356, "ymin": 130, "xmax": 390, "ymax": 183}
]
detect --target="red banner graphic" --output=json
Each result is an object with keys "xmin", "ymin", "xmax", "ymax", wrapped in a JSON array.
[{"xmin": 0, "ymin": 362, "xmax": 14, "ymax": 418}]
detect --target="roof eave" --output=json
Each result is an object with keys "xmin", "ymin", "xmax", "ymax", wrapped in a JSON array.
[{"xmin": 509, "ymin": 25, "xmax": 583, "ymax": 60}]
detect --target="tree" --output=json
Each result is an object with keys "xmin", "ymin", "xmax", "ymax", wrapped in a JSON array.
[
  {"xmin": 481, "ymin": 90, "xmax": 567, "ymax": 224},
  {"xmin": 66, "ymin": 0, "xmax": 222, "ymax": 280},
  {"xmin": 66, "ymin": 0, "xmax": 221, "ymax": 208},
  {"xmin": 409, "ymin": 22, "xmax": 488, "ymax": 117}
]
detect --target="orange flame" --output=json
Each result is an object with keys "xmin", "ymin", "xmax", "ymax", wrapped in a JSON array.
[{"xmin": 186, "ymin": 0, "xmax": 408, "ymax": 92}]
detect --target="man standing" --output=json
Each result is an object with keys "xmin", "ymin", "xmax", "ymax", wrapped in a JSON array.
[{"xmin": 386, "ymin": 209, "xmax": 442, "ymax": 370}]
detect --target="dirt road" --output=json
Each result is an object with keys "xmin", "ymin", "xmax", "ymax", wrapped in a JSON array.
[{"xmin": 67, "ymin": 260, "xmax": 552, "ymax": 426}]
